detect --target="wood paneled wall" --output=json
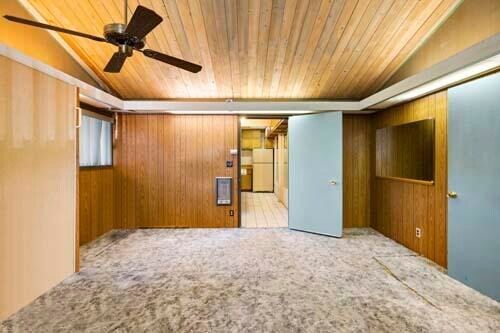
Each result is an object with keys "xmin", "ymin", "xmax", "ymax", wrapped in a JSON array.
[
  {"xmin": 114, "ymin": 115, "xmax": 239, "ymax": 228},
  {"xmin": 343, "ymin": 115, "xmax": 372, "ymax": 228},
  {"xmin": 0, "ymin": 56, "xmax": 76, "ymax": 320},
  {"xmin": 79, "ymin": 167, "xmax": 114, "ymax": 245},
  {"xmin": 371, "ymin": 92, "xmax": 448, "ymax": 267}
]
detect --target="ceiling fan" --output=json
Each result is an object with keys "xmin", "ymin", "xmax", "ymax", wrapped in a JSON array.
[{"xmin": 3, "ymin": 0, "xmax": 202, "ymax": 74}]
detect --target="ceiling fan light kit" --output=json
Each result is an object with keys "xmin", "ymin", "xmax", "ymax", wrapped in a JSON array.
[{"xmin": 3, "ymin": 0, "xmax": 202, "ymax": 74}]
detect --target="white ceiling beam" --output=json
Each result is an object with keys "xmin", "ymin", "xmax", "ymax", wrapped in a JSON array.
[
  {"xmin": 360, "ymin": 33, "xmax": 500, "ymax": 109},
  {"xmin": 0, "ymin": 43, "xmax": 123, "ymax": 110},
  {"xmin": 123, "ymin": 100, "xmax": 361, "ymax": 113},
  {"xmin": 2, "ymin": 32, "xmax": 500, "ymax": 114}
]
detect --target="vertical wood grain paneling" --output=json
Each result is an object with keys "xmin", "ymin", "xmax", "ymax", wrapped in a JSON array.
[
  {"xmin": 114, "ymin": 115, "xmax": 239, "ymax": 228},
  {"xmin": 372, "ymin": 92, "xmax": 447, "ymax": 267},
  {"xmin": 79, "ymin": 167, "xmax": 114, "ymax": 245},
  {"xmin": 343, "ymin": 115, "xmax": 372, "ymax": 228}
]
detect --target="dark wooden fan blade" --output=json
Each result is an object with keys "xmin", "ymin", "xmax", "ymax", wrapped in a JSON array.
[
  {"xmin": 3, "ymin": 15, "xmax": 106, "ymax": 42},
  {"xmin": 142, "ymin": 49, "xmax": 202, "ymax": 73},
  {"xmin": 125, "ymin": 6, "xmax": 163, "ymax": 40},
  {"xmin": 104, "ymin": 52, "xmax": 127, "ymax": 73}
]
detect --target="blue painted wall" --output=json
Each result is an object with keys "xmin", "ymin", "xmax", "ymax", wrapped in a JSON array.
[{"xmin": 448, "ymin": 71, "xmax": 500, "ymax": 301}]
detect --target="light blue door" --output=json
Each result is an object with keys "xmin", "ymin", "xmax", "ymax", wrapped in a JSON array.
[
  {"xmin": 448, "ymin": 72, "xmax": 500, "ymax": 301},
  {"xmin": 288, "ymin": 112, "xmax": 343, "ymax": 237}
]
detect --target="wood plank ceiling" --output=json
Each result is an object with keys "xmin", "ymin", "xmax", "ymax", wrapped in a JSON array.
[{"xmin": 27, "ymin": 0, "xmax": 462, "ymax": 99}]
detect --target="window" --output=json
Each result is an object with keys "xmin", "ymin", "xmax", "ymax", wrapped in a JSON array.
[{"xmin": 79, "ymin": 113, "xmax": 113, "ymax": 167}]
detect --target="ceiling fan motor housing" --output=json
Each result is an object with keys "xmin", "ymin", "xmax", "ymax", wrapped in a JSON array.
[{"xmin": 104, "ymin": 23, "xmax": 145, "ymax": 55}]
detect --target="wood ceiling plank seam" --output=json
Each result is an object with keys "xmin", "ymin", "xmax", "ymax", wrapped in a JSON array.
[
  {"xmin": 340, "ymin": 0, "xmax": 412, "ymax": 97},
  {"xmin": 106, "ymin": 0, "xmax": 169, "ymax": 98},
  {"xmin": 95, "ymin": 0, "xmax": 156, "ymax": 97},
  {"xmin": 28, "ymin": 0, "xmax": 120, "ymax": 96},
  {"xmin": 298, "ymin": 0, "xmax": 358, "ymax": 98},
  {"xmin": 354, "ymin": 0, "xmax": 442, "ymax": 96},
  {"xmin": 261, "ymin": 0, "xmax": 286, "ymax": 98},
  {"xmin": 153, "ymin": 0, "xmax": 200, "ymax": 98},
  {"xmin": 169, "ymin": 0, "xmax": 210, "ymax": 97},
  {"xmin": 274, "ymin": 0, "xmax": 311, "ymax": 98},
  {"xmin": 237, "ymin": 0, "xmax": 249, "ymax": 98},
  {"xmin": 163, "ymin": 0, "xmax": 207, "ymax": 97},
  {"xmin": 348, "ymin": 0, "xmax": 419, "ymax": 97},
  {"xmin": 355, "ymin": 0, "xmax": 444, "ymax": 96},
  {"xmin": 326, "ymin": 0, "xmax": 395, "ymax": 97},
  {"xmin": 268, "ymin": 0, "xmax": 299, "ymax": 97},
  {"xmin": 254, "ymin": 0, "xmax": 273, "ymax": 97},
  {"xmin": 146, "ymin": 0, "xmax": 192, "ymax": 98},
  {"xmin": 292, "ymin": 0, "xmax": 347, "ymax": 97},
  {"xmin": 99, "ymin": 0, "xmax": 156, "ymax": 97},
  {"xmin": 224, "ymin": 0, "xmax": 242, "ymax": 97},
  {"xmin": 107, "ymin": 0, "xmax": 170, "ymax": 97},
  {"xmin": 28, "ymin": 0, "xmax": 123, "ymax": 96},
  {"xmin": 212, "ymin": 0, "xmax": 236, "ymax": 97},
  {"xmin": 290, "ymin": 0, "xmax": 343, "ymax": 97},
  {"xmin": 67, "ymin": 0, "xmax": 133, "ymax": 96},
  {"xmin": 143, "ymin": 0, "xmax": 190, "ymax": 97},
  {"xmin": 310, "ymin": 0, "xmax": 373, "ymax": 98},
  {"xmin": 187, "ymin": 0, "xmax": 219, "ymax": 97},
  {"xmin": 199, "ymin": 0, "xmax": 232, "ymax": 97},
  {"xmin": 370, "ymin": 0, "xmax": 462, "ymax": 95},
  {"xmin": 147, "ymin": 0, "xmax": 190, "ymax": 97},
  {"xmin": 146, "ymin": 0, "xmax": 191, "ymax": 98},
  {"xmin": 284, "ymin": 0, "xmax": 333, "ymax": 98},
  {"xmin": 247, "ymin": 0, "xmax": 261, "ymax": 98}
]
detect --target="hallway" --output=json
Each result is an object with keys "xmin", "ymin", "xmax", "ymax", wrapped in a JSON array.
[{"xmin": 241, "ymin": 192, "xmax": 287, "ymax": 228}]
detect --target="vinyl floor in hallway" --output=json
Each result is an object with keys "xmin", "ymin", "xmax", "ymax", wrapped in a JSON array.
[
  {"xmin": 1, "ymin": 228, "xmax": 499, "ymax": 332},
  {"xmin": 241, "ymin": 192, "xmax": 288, "ymax": 228}
]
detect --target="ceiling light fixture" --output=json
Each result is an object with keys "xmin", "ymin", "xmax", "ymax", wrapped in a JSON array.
[{"xmin": 166, "ymin": 110, "xmax": 314, "ymax": 115}]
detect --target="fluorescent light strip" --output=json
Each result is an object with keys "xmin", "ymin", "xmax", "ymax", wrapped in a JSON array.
[
  {"xmin": 167, "ymin": 110, "xmax": 315, "ymax": 115},
  {"xmin": 374, "ymin": 53, "xmax": 500, "ymax": 109}
]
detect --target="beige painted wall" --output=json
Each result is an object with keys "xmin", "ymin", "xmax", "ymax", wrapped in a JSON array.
[
  {"xmin": 385, "ymin": 0, "xmax": 500, "ymax": 87},
  {"xmin": 0, "ymin": 56, "xmax": 77, "ymax": 320},
  {"xmin": 0, "ymin": 0, "xmax": 98, "ymax": 87},
  {"xmin": 275, "ymin": 134, "xmax": 288, "ymax": 208}
]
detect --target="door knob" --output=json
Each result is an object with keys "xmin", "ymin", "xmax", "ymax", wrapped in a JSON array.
[
  {"xmin": 447, "ymin": 191, "xmax": 458, "ymax": 198},
  {"xmin": 329, "ymin": 180, "xmax": 337, "ymax": 185}
]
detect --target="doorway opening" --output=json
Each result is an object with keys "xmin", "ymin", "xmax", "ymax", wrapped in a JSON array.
[{"xmin": 240, "ymin": 117, "xmax": 288, "ymax": 228}]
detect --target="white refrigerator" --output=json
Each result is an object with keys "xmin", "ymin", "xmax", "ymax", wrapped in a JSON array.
[{"xmin": 252, "ymin": 149, "xmax": 274, "ymax": 192}]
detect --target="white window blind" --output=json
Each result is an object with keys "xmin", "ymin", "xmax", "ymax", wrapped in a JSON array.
[{"xmin": 79, "ymin": 115, "xmax": 112, "ymax": 167}]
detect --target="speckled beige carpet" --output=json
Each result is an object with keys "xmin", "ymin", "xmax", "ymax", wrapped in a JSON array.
[{"xmin": 1, "ymin": 228, "xmax": 499, "ymax": 332}]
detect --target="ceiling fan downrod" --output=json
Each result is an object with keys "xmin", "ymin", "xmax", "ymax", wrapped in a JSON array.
[{"xmin": 124, "ymin": 0, "xmax": 128, "ymax": 26}]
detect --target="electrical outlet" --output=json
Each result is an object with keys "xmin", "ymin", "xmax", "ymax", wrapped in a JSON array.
[{"xmin": 416, "ymin": 228, "xmax": 422, "ymax": 238}]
